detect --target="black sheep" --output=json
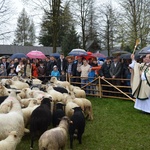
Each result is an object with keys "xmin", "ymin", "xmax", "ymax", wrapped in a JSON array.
[
  {"xmin": 69, "ymin": 107, "xmax": 85, "ymax": 149},
  {"xmin": 52, "ymin": 102, "xmax": 65, "ymax": 127},
  {"xmin": 30, "ymin": 97, "xmax": 52, "ymax": 149},
  {"xmin": 53, "ymin": 86, "xmax": 68, "ymax": 94}
]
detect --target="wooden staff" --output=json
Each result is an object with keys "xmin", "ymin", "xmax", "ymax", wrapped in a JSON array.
[
  {"xmin": 132, "ymin": 39, "xmax": 141, "ymax": 54},
  {"xmin": 100, "ymin": 77, "xmax": 135, "ymax": 102}
]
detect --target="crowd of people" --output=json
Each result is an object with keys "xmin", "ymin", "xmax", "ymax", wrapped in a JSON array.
[{"xmin": 0, "ymin": 53, "xmax": 145, "ymax": 88}]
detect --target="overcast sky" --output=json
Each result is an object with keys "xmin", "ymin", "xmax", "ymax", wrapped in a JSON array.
[{"xmin": 0, "ymin": 0, "xmax": 118, "ymax": 45}]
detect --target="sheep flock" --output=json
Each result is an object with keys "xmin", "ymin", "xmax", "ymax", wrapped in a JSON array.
[{"xmin": 0, "ymin": 76, "xmax": 93, "ymax": 150}]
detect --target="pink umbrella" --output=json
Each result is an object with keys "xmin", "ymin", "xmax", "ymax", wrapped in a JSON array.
[{"xmin": 26, "ymin": 50, "xmax": 46, "ymax": 59}]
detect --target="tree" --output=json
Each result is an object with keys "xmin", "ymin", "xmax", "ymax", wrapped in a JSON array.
[
  {"xmin": 39, "ymin": 2, "xmax": 73, "ymax": 50},
  {"xmin": 97, "ymin": 3, "xmax": 119, "ymax": 56},
  {"xmin": 13, "ymin": 8, "xmax": 36, "ymax": 46},
  {"xmin": 61, "ymin": 26, "xmax": 80, "ymax": 56},
  {"xmin": 119, "ymin": 0, "xmax": 150, "ymax": 49},
  {"xmin": 0, "ymin": 0, "xmax": 14, "ymax": 42},
  {"xmin": 71, "ymin": 0, "xmax": 95, "ymax": 50}
]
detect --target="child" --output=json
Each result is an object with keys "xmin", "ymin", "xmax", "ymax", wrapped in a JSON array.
[
  {"xmin": 50, "ymin": 65, "xmax": 60, "ymax": 79},
  {"xmin": 8, "ymin": 68, "xmax": 17, "ymax": 76},
  {"xmin": 60, "ymin": 70, "xmax": 66, "ymax": 81}
]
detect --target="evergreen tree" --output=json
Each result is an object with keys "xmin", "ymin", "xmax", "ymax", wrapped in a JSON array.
[
  {"xmin": 13, "ymin": 8, "xmax": 36, "ymax": 46},
  {"xmin": 61, "ymin": 26, "xmax": 80, "ymax": 56},
  {"xmin": 39, "ymin": 2, "xmax": 73, "ymax": 50}
]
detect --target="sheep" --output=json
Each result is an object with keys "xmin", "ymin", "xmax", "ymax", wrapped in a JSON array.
[
  {"xmin": 39, "ymin": 116, "xmax": 70, "ymax": 150},
  {"xmin": 72, "ymin": 98, "xmax": 84, "ymax": 111},
  {"xmin": 50, "ymin": 77, "xmax": 71, "ymax": 91},
  {"xmin": 52, "ymin": 102, "xmax": 65, "ymax": 127},
  {"xmin": 22, "ymin": 99, "xmax": 39, "ymax": 127},
  {"xmin": 20, "ymin": 98, "xmax": 38, "ymax": 108},
  {"xmin": 82, "ymin": 98, "xmax": 93, "ymax": 120},
  {"xmin": 69, "ymin": 107, "xmax": 85, "ymax": 149},
  {"xmin": 53, "ymin": 86, "xmax": 69, "ymax": 94},
  {"xmin": 65, "ymin": 101, "xmax": 79, "ymax": 118},
  {"xmin": 0, "ymin": 131, "xmax": 19, "ymax": 150},
  {"xmin": 46, "ymin": 86, "xmax": 63, "ymax": 102},
  {"xmin": 0, "ymin": 83, "xmax": 9, "ymax": 97},
  {"xmin": 0, "ymin": 100, "xmax": 12, "ymax": 113},
  {"xmin": 30, "ymin": 97, "xmax": 52, "ymax": 149},
  {"xmin": 5, "ymin": 79, "xmax": 29, "ymax": 90},
  {"xmin": 0, "ymin": 92, "xmax": 24, "ymax": 141},
  {"xmin": 72, "ymin": 87, "xmax": 86, "ymax": 98}
]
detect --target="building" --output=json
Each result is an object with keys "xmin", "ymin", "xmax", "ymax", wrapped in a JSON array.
[{"xmin": 0, "ymin": 45, "xmax": 61, "ymax": 56}]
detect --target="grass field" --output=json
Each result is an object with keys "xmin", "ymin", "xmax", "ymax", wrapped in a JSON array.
[{"xmin": 16, "ymin": 97, "xmax": 150, "ymax": 150}]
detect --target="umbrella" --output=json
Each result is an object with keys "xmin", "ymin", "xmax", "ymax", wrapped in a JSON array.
[
  {"xmin": 68, "ymin": 49, "xmax": 87, "ymax": 56},
  {"xmin": 112, "ymin": 50, "xmax": 129, "ymax": 56},
  {"xmin": 120, "ymin": 53, "xmax": 131, "ymax": 59},
  {"xmin": 91, "ymin": 52, "xmax": 106, "ymax": 58},
  {"xmin": 10, "ymin": 53, "xmax": 27, "ymax": 59},
  {"xmin": 139, "ymin": 45, "xmax": 150, "ymax": 54},
  {"xmin": 26, "ymin": 50, "xmax": 46, "ymax": 59},
  {"xmin": 50, "ymin": 53, "xmax": 60, "ymax": 58}
]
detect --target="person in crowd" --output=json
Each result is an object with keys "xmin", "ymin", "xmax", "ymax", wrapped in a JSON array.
[
  {"xmin": 38, "ymin": 61, "xmax": 46, "ymax": 81},
  {"xmin": 45, "ymin": 57, "xmax": 51, "ymax": 76},
  {"xmin": 129, "ymin": 53, "xmax": 150, "ymax": 113},
  {"xmin": 0, "ymin": 56, "xmax": 9, "ymax": 75},
  {"xmin": 32, "ymin": 59, "xmax": 38, "ymax": 78},
  {"xmin": 49, "ymin": 56, "xmax": 57, "ymax": 74},
  {"xmin": 99, "ymin": 56, "xmax": 112, "ymax": 96},
  {"xmin": 60, "ymin": 70, "xmax": 66, "ymax": 81},
  {"xmin": 50, "ymin": 65, "xmax": 60, "ymax": 79},
  {"xmin": 109, "ymin": 55, "xmax": 122, "ymax": 85},
  {"xmin": 7, "ymin": 60, "xmax": 15, "ymax": 75},
  {"xmin": 66, "ymin": 57, "xmax": 74, "ymax": 80},
  {"xmin": 8, "ymin": 68, "xmax": 17, "ymax": 76},
  {"xmin": 25, "ymin": 59, "xmax": 32, "ymax": 78},
  {"xmin": 0, "ymin": 64, "xmax": 7, "ymax": 76},
  {"xmin": 57, "ymin": 53, "xmax": 67, "ymax": 74},
  {"xmin": 78, "ymin": 59, "xmax": 91, "ymax": 93},
  {"xmin": 99, "ymin": 57, "xmax": 111, "ymax": 79},
  {"xmin": 72, "ymin": 56, "xmax": 83, "ymax": 86},
  {"xmin": 13, "ymin": 58, "xmax": 19, "ymax": 74},
  {"xmin": 16, "ymin": 60, "xmax": 25, "ymax": 76}
]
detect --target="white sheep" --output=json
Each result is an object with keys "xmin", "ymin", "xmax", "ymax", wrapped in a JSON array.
[
  {"xmin": 50, "ymin": 77, "xmax": 71, "ymax": 91},
  {"xmin": 0, "ymin": 131, "xmax": 19, "ymax": 150},
  {"xmin": 0, "ymin": 100, "xmax": 12, "ymax": 113},
  {"xmin": 20, "ymin": 98, "xmax": 38, "ymax": 108},
  {"xmin": 0, "ymin": 83, "xmax": 9, "ymax": 96},
  {"xmin": 39, "ymin": 116, "xmax": 70, "ymax": 150},
  {"xmin": 0, "ymin": 92, "xmax": 24, "ymax": 141},
  {"xmin": 72, "ymin": 88, "xmax": 86, "ymax": 98},
  {"xmin": 5, "ymin": 79, "xmax": 29, "ymax": 90},
  {"xmin": 82, "ymin": 98, "xmax": 93, "ymax": 120},
  {"xmin": 72, "ymin": 98, "xmax": 84, "ymax": 111},
  {"xmin": 46, "ymin": 86, "xmax": 63, "ymax": 102},
  {"xmin": 22, "ymin": 99, "xmax": 39, "ymax": 127},
  {"xmin": 65, "ymin": 101, "xmax": 79, "ymax": 118}
]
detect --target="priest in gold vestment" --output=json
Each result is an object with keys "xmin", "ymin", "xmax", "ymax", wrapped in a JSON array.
[{"xmin": 129, "ymin": 54, "xmax": 150, "ymax": 113}]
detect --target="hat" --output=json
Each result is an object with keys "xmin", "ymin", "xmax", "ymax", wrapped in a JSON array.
[{"xmin": 53, "ymin": 65, "xmax": 57, "ymax": 68}]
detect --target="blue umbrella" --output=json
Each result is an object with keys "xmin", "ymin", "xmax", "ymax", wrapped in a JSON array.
[
  {"xmin": 68, "ymin": 49, "xmax": 87, "ymax": 56},
  {"xmin": 50, "ymin": 53, "xmax": 60, "ymax": 58},
  {"xmin": 10, "ymin": 53, "xmax": 27, "ymax": 59},
  {"xmin": 139, "ymin": 45, "xmax": 150, "ymax": 54}
]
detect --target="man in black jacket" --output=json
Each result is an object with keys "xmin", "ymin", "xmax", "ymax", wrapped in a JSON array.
[{"xmin": 57, "ymin": 54, "xmax": 67, "ymax": 74}]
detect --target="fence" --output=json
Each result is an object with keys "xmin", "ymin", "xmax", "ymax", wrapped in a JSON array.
[
  {"xmin": 0, "ymin": 75, "xmax": 135, "ymax": 101},
  {"xmin": 68, "ymin": 75, "xmax": 135, "ymax": 102}
]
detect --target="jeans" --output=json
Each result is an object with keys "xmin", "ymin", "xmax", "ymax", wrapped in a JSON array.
[{"xmin": 81, "ymin": 79, "xmax": 89, "ymax": 94}]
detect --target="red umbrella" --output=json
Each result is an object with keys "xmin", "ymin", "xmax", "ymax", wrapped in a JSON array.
[
  {"xmin": 82, "ymin": 51, "xmax": 96, "ymax": 60},
  {"xmin": 91, "ymin": 52, "xmax": 106, "ymax": 58},
  {"xmin": 26, "ymin": 50, "xmax": 46, "ymax": 59}
]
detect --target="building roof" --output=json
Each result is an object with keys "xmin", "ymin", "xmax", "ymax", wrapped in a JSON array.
[{"xmin": 0, "ymin": 45, "xmax": 61, "ymax": 56}]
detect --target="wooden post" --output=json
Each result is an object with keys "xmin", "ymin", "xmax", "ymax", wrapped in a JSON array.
[{"xmin": 99, "ymin": 76, "xmax": 102, "ymax": 98}]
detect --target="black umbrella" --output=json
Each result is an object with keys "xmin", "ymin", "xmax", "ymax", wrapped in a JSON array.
[
  {"xmin": 139, "ymin": 45, "xmax": 150, "ymax": 54},
  {"xmin": 120, "ymin": 53, "xmax": 131, "ymax": 59}
]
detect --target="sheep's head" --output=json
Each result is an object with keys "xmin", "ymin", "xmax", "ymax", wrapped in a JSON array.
[
  {"xmin": 50, "ymin": 77, "xmax": 57, "ymax": 83},
  {"xmin": 12, "ymin": 76, "xmax": 19, "ymax": 81},
  {"xmin": 9, "ymin": 131, "xmax": 18, "ymax": 139}
]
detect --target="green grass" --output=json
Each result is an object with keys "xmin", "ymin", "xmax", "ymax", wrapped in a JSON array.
[{"xmin": 16, "ymin": 97, "xmax": 150, "ymax": 150}]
